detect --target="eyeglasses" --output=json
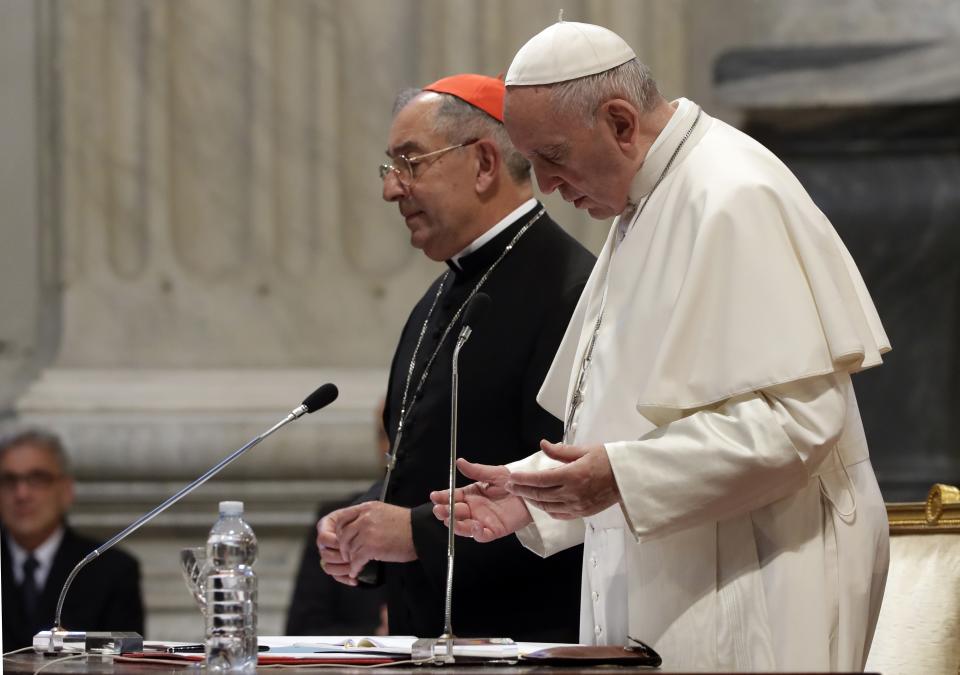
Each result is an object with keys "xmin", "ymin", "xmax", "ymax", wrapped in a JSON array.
[
  {"xmin": 379, "ymin": 138, "xmax": 478, "ymax": 188},
  {"xmin": 0, "ymin": 470, "xmax": 63, "ymax": 491}
]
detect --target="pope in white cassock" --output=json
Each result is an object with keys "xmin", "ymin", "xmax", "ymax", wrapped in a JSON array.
[{"xmin": 431, "ymin": 20, "xmax": 891, "ymax": 672}]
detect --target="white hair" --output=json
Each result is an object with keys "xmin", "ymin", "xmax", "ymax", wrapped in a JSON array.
[
  {"xmin": 0, "ymin": 428, "xmax": 72, "ymax": 475},
  {"xmin": 508, "ymin": 58, "xmax": 660, "ymax": 126}
]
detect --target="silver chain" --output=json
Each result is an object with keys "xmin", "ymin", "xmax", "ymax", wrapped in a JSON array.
[
  {"xmin": 379, "ymin": 208, "xmax": 546, "ymax": 500},
  {"xmin": 563, "ymin": 109, "xmax": 702, "ymax": 442}
]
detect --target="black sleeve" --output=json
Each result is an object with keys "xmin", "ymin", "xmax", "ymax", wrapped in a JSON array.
[{"xmin": 353, "ymin": 480, "xmax": 382, "ymax": 506}]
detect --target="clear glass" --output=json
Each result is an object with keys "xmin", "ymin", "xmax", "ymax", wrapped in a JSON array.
[
  {"xmin": 179, "ymin": 546, "xmax": 209, "ymax": 612},
  {"xmin": 378, "ymin": 138, "xmax": 478, "ymax": 187}
]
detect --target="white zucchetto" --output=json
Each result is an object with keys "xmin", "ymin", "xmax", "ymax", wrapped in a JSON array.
[{"xmin": 505, "ymin": 20, "xmax": 636, "ymax": 86}]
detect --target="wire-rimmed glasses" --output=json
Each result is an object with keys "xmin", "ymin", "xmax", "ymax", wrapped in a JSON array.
[{"xmin": 379, "ymin": 138, "xmax": 478, "ymax": 188}]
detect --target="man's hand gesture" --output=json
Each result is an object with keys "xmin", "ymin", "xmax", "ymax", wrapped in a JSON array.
[
  {"xmin": 315, "ymin": 501, "xmax": 416, "ymax": 585},
  {"xmin": 430, "ymin": 459, "xmax": 532, "ymax": 542},
  {"xmin": 505, "ymin": 441, "xmax": 620, "ymax": 519}
]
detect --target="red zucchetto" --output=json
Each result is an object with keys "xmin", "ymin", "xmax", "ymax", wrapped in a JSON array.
[{"xmin": 422, "ymin": 74, "xmax": 505, "ymax": 123}]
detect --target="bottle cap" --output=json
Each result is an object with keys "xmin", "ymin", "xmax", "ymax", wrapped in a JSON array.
[{"xmin": 219, "ymin": 500, "xmax": 244, "ymax": 516}]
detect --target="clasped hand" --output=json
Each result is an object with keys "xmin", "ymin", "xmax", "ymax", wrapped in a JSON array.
[
  {"xmin": 315, "ymin": 501, "xmax": 416, "ymax": 586},
  {"xmin": 431, "ymin": 440, "xmax": 621, "ymax": 540}
]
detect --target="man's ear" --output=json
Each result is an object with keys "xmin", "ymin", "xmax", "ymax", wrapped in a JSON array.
[
  {"xmin": 600, "ymin": 99, "xmax": 641, "ymax": 157},
  {"xmin": 474, "ymin": 139, "xmax": 500, "ymax": 193}
]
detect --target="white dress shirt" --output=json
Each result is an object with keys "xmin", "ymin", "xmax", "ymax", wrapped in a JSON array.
[{"xmin": 7, "ymin": 525, "xmax": 65, "ymax": 591}]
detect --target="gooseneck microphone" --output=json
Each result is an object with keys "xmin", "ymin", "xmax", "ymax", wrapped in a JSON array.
[
  {"xmin": 34, "ymin": 383, "xmax": 339, "ymax": 654},
  {"xmin": 412, "ymin": 292, "xmax": 515, "ymax": 663},
  {"xmin": 444, "ymin": 293, "xmax": 490, "ymax": 638}
]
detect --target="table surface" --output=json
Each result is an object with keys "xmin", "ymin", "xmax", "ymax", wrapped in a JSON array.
[
  {"xmin": 2, "ymin": 652, "xmax": 604, "ymax": 674},
  {"xmin": 3, "ymin": 652, "xmax": 877, "ymax": 674}
]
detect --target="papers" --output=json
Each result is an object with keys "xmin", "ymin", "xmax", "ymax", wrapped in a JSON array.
[
  {"xmin": 258, "ymin": 635, "xmax": 417, "ymax": 660},
  {"xmin": 139, "ymin": 637, "xmax": 583, "ymax": 664},
  {"xmin": 261, "ymin": 635, "xmax": 415, "ymax": 651},
  {"xmin": 136, "ymin": 638, "xmax": 410, "ymax": 665}
]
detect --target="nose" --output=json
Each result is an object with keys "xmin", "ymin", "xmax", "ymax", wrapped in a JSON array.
[
  {"xmin": 382, "ymin": 171, "xmax": 407, "ymax": 202},
  {"xmin": 13, "ymin": 480, "xmax": 32, "ymax": 500},
  {"xmin": 531, "ymin": 162, "xmax": 562, "ymax": 196},
  {"xmin": 536, "ymin": 171, "xmax": 564, "ymax": 196}
]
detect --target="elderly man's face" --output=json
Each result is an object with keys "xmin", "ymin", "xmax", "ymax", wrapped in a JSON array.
[
  {"xmin": 0, "ymin": 443, "xmax": 74, "ymax": 550},
  {"xmin": 382, "ymin": 94, "xmax": 479, "ymax": 262},
  {"xmin": 504, "ymin": 87, "xmax": 633, "ymax": 220}
]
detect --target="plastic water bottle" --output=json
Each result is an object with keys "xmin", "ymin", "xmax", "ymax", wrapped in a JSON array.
[{"xmin": 205, "ymin": 501, "xmax": 258, "ymax": 672}]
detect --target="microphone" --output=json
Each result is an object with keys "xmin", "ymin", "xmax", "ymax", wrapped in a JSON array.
[
  {"xmin": 444, "ymin": 294, "xmax": 488, "ymax": 635},
  {"xmin": 33, "ymin": 384, "xmax": 339, "ymax": 655},
  {"xmin": 299, "ymin": 382, "xmax": 339, "ymax": 415},
  {"xmin": 412, "ymin": 293, "xmax": 516, "ymax": 663}
]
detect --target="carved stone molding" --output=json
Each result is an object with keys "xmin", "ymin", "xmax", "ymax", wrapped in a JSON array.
[{"xmin": 11, "ymin": 367, "xmax": 387, "ymax": 480}]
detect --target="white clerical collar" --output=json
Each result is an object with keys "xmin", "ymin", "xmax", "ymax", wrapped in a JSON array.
[
  {"xmin": 7, "ymin": 525, "xmax": 65, "ymax": 589},
  {"xmin": 626, "ymin": 97, "xmax": 703, "ymax": 206},
  {"xmin": 450, "ymin": 198, "xmax": 538, "ymax": 265},
  {"xmin": 645, "ymin": 97, "xmax": 692, "ymax": 160},
  {"xmin": 615, "ymin": 98, "xmax": 701, "ymax": 245}
]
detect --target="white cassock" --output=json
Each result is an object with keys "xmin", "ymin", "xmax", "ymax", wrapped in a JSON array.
[{"xmin": 510, "ymin": 99, "xmax": 891, "ymax": 672}]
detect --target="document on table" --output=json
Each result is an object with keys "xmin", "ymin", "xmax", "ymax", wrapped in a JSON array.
[
  {"xmin": 258, "ymin": 636, "xmax": 578, "ymax": 660},
  {"xmin": 258, "ymin": 636, "xmax": 418, "ymax": 659}
]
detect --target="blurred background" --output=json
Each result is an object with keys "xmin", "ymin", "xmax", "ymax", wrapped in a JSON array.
[{"xmin": 1, "ymin": 0, "xmax": 957, "ymax": 641}]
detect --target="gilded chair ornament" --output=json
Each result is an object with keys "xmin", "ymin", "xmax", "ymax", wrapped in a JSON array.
[{"xmin": 926, "ymin": 483, "xmax": 960, "ymax": 525}]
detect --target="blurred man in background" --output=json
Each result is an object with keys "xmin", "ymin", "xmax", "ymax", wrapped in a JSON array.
[{"xmin": 1, "ymin": 429, "xmax": 144, "ymax": 650}]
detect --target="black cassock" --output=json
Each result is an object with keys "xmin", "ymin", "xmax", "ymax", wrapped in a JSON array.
[{"xmin": 370, "ymin": 204, "xmax": 595, "ymax": 641}]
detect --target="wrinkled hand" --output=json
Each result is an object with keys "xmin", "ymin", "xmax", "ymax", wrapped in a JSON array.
[
  {"xmin": 430, "ymin": 458, "xmax": 532, "ymax": 542},
  {"xmin": 315, "ymin": 502, "xmax": 416, "ymax": 586},
  {"xmin": 505, "ymin": 440, "xmax": 620, "ymax": 519},
  {"xmin": 315, "ymin": 511, "xmax": 354, "ymax": 586}
]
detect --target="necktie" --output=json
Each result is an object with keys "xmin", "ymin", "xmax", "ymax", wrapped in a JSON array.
[{"xmin": 22, "ymin": 555, "xmax": 40, "ymax": 622}]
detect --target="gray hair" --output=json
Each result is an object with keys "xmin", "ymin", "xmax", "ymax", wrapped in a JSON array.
[
  {"xmin": 0, "ymin": 428, "xmax": 72, "ymax": 476},
  {"xmin": 392, "ymin": 88, "xmax": 532, "ymax": 184},
  {"xmin": 513, "ymin": 58, "xmax": 660, "ymax": 126}
]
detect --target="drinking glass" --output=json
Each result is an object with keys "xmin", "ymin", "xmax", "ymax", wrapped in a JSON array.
[{"xmin": 179, "ymin": 545, "xmax": 209, "ymax": 613}]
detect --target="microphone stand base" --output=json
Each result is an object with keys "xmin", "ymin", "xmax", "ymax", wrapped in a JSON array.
[
  {"xmin": 412, "ymin": 636, "xmax": 517, "ymax": 664},
  {"xmin": 33, "ymin": 630, "xmax": 144, "ymax": 655}
]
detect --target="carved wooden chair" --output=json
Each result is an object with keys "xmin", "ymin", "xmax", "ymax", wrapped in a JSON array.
[{"xmin": 865, "ymin": 484, "xmax": 960, "ymax": 675}]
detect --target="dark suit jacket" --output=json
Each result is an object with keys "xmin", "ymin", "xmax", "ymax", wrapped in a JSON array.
[
  {"xmin": 370, "ymin": 205, "xmax": 595, "ymax": 641},
  {"xmin": 1, "ymin": 526, "xmax": 144, "ymax": 650},
  {"xmin": 285, "ymin": 498, "xmax": 388, "ymax": 635}
]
